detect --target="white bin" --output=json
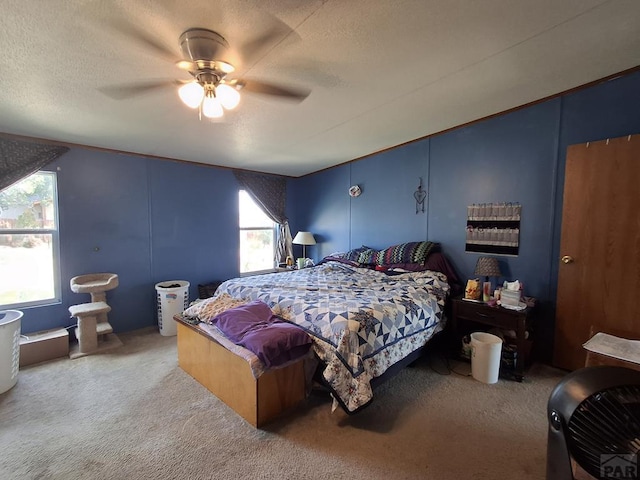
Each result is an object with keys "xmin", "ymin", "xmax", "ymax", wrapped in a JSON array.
[
  {"xmin": 0, "ymin": 310, "xmax": 23, "ymax": 394},
  {"xmin": 155, "ymin": 281, "xmax": 190, "ymax": 336},
  {"xmin": 470, "ymin": 332, "xmax": 503, "ymax": 384}
]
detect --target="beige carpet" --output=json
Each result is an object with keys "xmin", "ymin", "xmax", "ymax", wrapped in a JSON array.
[{"xmin": 0, "ymin": 328, "xmax": 565, "ymax": 480}]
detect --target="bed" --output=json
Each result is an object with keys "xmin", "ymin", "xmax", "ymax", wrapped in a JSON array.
[{"xmin": 177, "ymin": 242, "xmax": 457, "ymax": 420}]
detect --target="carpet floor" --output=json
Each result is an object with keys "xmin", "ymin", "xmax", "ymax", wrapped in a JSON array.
[{"xmin": 0, "ymin": 328, "xmax": 566, "ymax": 479}]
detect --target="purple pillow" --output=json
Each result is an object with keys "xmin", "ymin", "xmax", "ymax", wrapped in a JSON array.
[
  {"xmin": 239, "ymin": 322, "xmax": 312, "ymax": 368},
  {"xmin": 211, "ymin": 299, "xmax": 274, "ymax": 343},
  {"xmin": 212, "ymin": 299, "xmax": 312, "ymax": 368}
]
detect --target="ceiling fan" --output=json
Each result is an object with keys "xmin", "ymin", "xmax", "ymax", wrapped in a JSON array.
[{"xmin": 101, "ymin": 26, "xmax": 311, "ymax": 120}]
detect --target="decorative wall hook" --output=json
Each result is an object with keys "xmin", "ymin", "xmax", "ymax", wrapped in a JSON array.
[{"xmin": 414, "ymin": 178, "xmax": 426, "ymax": 213}]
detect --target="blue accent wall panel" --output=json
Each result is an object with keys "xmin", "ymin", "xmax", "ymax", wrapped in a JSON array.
[
  {"xmin": 350, "ymin": 139, "xmax": 429, "ymax": 249},
  {"xmin": 148, "ymin": 160, "xmax": 240, "ymax": 296},
  {"xmin": 35, "ymin": 149, "xmax": 152, "ymax": 333},
  {"xmin": 429, "ymin": 99, "xmax": 561, "ymax": 301},
  {"xmin": 287, "ymin": 165, "xmax": 350, "ymax": 260},
  {"xmin": 20, "ymin": 150, "xmax": 242, "ymax": 334}
]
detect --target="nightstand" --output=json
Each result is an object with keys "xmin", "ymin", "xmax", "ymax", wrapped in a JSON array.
[{"xmin": 451, "ymin": 297, "xmax": 533, "ymax": 382}]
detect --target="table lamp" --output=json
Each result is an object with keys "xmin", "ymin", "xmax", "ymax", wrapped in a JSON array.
[
  {"xmin": 292, "ymin": 231, "xmax": 316, "ymax": 267},
  {"xmin": 474, "ymin": 256, "xmax": 502, "ymax": 302}
]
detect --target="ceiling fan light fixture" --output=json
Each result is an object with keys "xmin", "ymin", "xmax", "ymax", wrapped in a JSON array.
[
  {"xmin": 216, "ymin": 83, "xmax": 240, "ymax": 110},
  {"xmin": 178, "ymin": 81, "xmax": 204, "ymax": 109},
  {"xmin": 202, "ymin": 94, "xmax": 223, "ymax": 118}
]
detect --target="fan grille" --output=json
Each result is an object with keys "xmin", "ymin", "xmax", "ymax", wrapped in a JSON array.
[{"xmin": 567, "ymin": 385, "xmax": 640, "ymax": 478}]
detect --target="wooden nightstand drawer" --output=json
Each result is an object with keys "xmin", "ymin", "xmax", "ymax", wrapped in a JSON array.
[{"xmin": 454, "ymin": 301, "xmax": 524, "ymax": 329}]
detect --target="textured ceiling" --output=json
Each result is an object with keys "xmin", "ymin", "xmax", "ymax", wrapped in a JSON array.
[{"xmin": 0, "ymin": 0, "xmax": 639, "ymax": 177}]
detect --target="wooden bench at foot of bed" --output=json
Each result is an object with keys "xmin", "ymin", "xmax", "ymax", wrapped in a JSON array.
[{"xmin": 175, "ymin": 318, "xmax": 308, "ymax": 428}]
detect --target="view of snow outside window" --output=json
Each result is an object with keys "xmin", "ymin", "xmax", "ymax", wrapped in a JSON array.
[
  {"xmin": 239, "ymin": 190, "xmax": 276, "ymax": 274},
  {"xmin": 0, "ymin": 171, "xmax": 59, "ymax": 308}
]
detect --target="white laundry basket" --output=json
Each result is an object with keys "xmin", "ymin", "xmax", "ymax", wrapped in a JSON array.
[
  {"xmin": 0, "ymin": 310, "xmax": 23, "ymax": 394},
  {"xmin": 155, "ymin": 281, "xmax": 190, "ymax": 336},
  {"xmin": 470, "ymin": 332, "xmax": 503, "ymax": 384}
]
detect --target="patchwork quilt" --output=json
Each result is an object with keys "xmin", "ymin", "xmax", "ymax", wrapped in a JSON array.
[{"xmin": 215, "ymin": 261, "xmax": 450, "ymax": 413}]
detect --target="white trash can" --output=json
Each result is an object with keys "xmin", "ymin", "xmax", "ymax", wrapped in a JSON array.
[
  {"xmin": 155, "ymin": 281, "xmax": 190, "ymax": 336},
  {"xmin": 0, "ymin": 310, "xmax": 23, "ymax": 394},
  {"xmin": 470, "ymin": 332, "xmax": 503, "ymax": 384}
]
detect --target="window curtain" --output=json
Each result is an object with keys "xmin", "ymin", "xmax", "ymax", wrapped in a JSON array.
[
  {"xmin": 0, "ymin": 137, "xmax": 69, "ymax": 192},
  {"xmin": 233, "ymin": 170, "xmax": 293, "ymax": 264}
]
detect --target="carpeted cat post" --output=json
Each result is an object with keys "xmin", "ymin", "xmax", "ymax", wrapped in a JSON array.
[{"xmin": 68, "ymin": 273, "xmax": 122, "ymax": 358}]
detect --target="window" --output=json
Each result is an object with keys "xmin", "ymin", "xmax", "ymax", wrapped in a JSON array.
[
  {"xmin": 0, "ymin": 171, "xmax": 60, "ymax": 308},
  {"xmin": 239, "ymin": 190, "xmax": 276, "ymax": 274}
]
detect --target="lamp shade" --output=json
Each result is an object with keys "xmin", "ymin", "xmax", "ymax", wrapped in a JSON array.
[
  {"xmin": 178, "ymin": 81, "xmax": 204, "ymax": 109},
  {"xmin": 474, "ymin": 256, "xmax": 502, "ymax": 278},
  {"xmin": 292, "ymin": 231, "xmax": 316, "ymax": 245}
]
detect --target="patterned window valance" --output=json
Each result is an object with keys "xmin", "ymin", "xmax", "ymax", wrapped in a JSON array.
[
  {"xmin": 0, "ymin": 137, "xmax": 69, "ymax": 191},
  {"xmin": 233, "ymin": 169, "xmax": 293, "ymax": 263}
]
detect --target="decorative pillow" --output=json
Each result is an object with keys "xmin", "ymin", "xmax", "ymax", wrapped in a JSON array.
[
  {"xmin": 345, "ymin": 245, "xmax": 373, "ymax": 263},
  {"xmin": 212, "ymin": 299, "xmax": 312, "ymax": 368},
  {"xmin": 239, "ymin": 322, "xmax": 312, "ymax": 368},
  {"xmin": 356, "ymin": 248, "xmax": 377, "ymax": 266},
  {"xmin": 374, "ymin": 241, "xmax": 437, "ymax": 266},
  {"xmin": 182, "ymin": 293, "xmax": 249, "ymax": 324},
  {"xmin": 384, "ymin": 252, "xmax": 463, "ymax": 295},
  {"xmin": 211, "ymin": 299, "xmax": 275, "ymax": 342},
  {"xmin": 319, "ymin": 255, "xmax": 360, "ymax": 267}
]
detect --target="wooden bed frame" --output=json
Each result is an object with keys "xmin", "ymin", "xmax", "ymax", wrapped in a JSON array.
[{"xmin": 175, "ymin": 317, "xmax": 308, "ymax": 428}]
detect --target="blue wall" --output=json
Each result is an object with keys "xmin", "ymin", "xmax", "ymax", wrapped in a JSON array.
[
  {"xmin": 288, "ymin": 69, "xmax": 640, "ymax": 361},
  {"xmin": 22, "ymin": 150, "xmax": 241, "ymax": 334},
  {"xmin": 286, "ymin": 165, "xmax": 351, "ymax": 260},
  {"xmin": 428, "ymin": 99, "xmax": 561, "ymax": 302}
]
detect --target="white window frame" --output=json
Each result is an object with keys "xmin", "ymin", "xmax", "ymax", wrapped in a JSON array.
[
  {"xmin": 0, "ymin": 171, "xmax": 61, "ymax": 309},
  {"xmin": 238, "ymin": 190, "xmax": 277, "ymax": 275}
]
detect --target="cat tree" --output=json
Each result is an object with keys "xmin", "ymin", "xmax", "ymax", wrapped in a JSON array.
[{"xmin": 68, "ymin": 273, "xmax": 122, "ymax": 358}]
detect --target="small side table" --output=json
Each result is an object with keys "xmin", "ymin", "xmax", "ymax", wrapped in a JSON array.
[
  {"xmin": 451, "ymin": 297, "xmax": 533, "ymax": 381},
  {"xmin": 584, "ymin": 328, "xmax": 640, "ymax": 372}
]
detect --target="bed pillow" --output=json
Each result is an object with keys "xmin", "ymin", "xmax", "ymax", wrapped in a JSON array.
[
  {"xmin": 345, "ymin": 245, "xmax": 374, "ymax": 263},
  {"xmin": 374, "ymin": 241, "xmax": 438, "ymax": 266},
  {"xmin": 212, "ymin": 299, "xmax": 312, "ymax": 368},
  {"xmin": 239, "ymin": 322, "xmax": 312, "ymax": 369},
  {"xmin": 211, "ymin": 299, "xmax": 275, "ymax": 343},
  {"xmin": 322, "ymin": 257, "xmax": 358, "ymax": 267},
  {"xmin": 383, "ymin": 252, "xmax": 463, "ymax": 295},
  {"xmin": 356, "ymin": 248, "xmax": 377, "ymax": 266},
  {"xmin": 320, "ymin": 246, "xmax": 377, "ymax": 267},
  {"xmin": 319, "ymin": 254, "xmax": 360, "ymax": 267}
]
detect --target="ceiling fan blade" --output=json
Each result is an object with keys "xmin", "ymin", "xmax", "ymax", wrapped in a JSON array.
[
  {"xmin": 240, "ymin": 22, "xmax": 298, "ymax": 67},
  {"xmin": 108, "ymin": 18, "xmax": 178, "ymax": 63},
  {"xmin": 98, "ymin": 80, "xmax": 179, "ymax": 100},
  {"xmin": 232, "ymin": 79, "xmax": 310, "ymax": 102}
]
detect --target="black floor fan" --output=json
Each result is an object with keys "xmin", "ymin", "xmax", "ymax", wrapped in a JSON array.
[{"xmin": 546, "ymin": 365, "xmax": 640, "ymax": 479}]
